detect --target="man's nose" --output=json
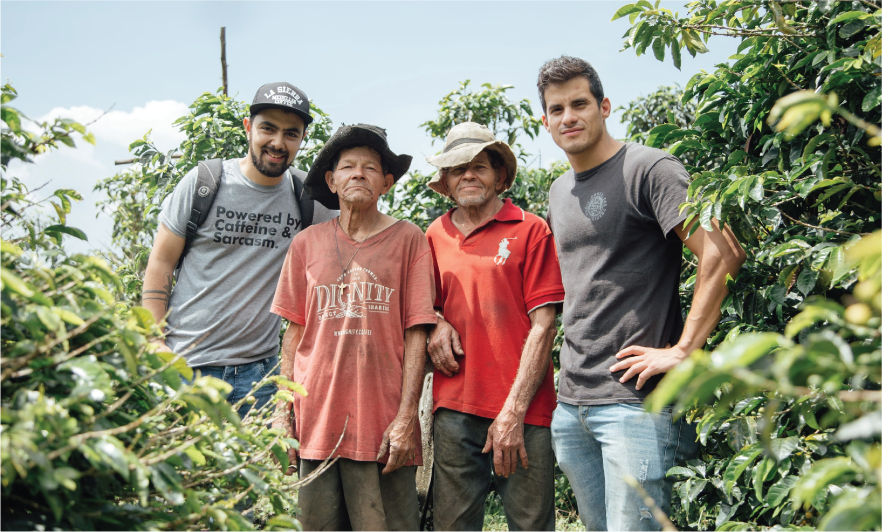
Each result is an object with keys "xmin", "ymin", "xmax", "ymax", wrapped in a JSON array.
[
  {"xmin": 562, "ymin": 106, "xmax": 578, "ymax": 126},
  {"xmin": 351, "ymin": 164, "xmax": 367, "ymax": 179}
]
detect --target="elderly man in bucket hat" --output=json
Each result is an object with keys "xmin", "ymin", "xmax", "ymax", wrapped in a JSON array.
[
  {"xmin": 271, "ymin": 124, "xmax": 437, "ymax": 530},
  {"xmin": 425, "ymin": 122, "xmax": 565, "ymax": 530}
]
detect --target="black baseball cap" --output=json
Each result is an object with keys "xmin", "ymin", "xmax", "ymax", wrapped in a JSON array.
[{"xmin": 250, "ymin": 82, "xmax": 313, "ymax": 126}]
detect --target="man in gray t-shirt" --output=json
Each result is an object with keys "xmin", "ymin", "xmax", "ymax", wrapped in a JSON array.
[
  {"xmin": 142, "ymin": 82, "xmax": 334, "ymax": 418},
  {"xmin": 537, "ymin": 56, "xmax": 746, "ymax": 531}
]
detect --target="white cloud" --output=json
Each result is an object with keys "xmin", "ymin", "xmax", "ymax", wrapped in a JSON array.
[
  {"xmin": 38, "ymin": 100, "xmax": 189, "ymax": 151},
  {"xmin": 8, "ymin": 100, "xmax": 190, "ymax": 255}
]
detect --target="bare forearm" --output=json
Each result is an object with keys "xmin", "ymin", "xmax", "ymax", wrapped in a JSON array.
[
  {"xmin": 141, "ymin": 258, "xmax": 176, "ymax": 326},
  {"xmin": 399, "ymin": 325, "xmax": 427, "ymax": 418},
  {"xmin": 275, "ymin": 324, "xmax": 304, "ymax": 421},
  {"xmin": 678, "ymin": 250, "xmax": 745, "ymax": 354},
  {"xmin": 502, "ymin": 306, "xmax": 556, "ymax": 419}
]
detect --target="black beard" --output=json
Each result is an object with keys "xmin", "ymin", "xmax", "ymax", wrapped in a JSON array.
[{"xmin": 250, "ymin": 144, "xmax": 289, "ymax": 178}]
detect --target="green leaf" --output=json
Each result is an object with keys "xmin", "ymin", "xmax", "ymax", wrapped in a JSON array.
[
  {"xmin": 53, "ymin": 308, "xmax": 85, "ymax": 327},
  {"xmin": 863, "ymin": 85, "xmax": 881, "ymax": 113},
  {"xmin": 652, "ymin": 37, "xmax": 665, "ymax": 61},
  {"xmin": 612, "ymin": 4, "xmax": 644, "ymax": 21},
  {"xmin": 671, "ymin": 41, "xmax": 682, "ymax": 70},
  {"xmin": 791, "ymin": 457, "xmax": 855, "ymax": 508},
  {"xmin": 839, "ymin": 18, "xmax": 867, "ymax": 39},
  {"xmin": 723, "ymin": 444, "xmax": 762, "ymax": 495},
  {"xmin": 271, "ymin": 444, "xmax": 290, "ymax": 473},
  {"xmin": 796, "ymin": 268, "xmax": 818, "ymax": 296},
  {"xmin": 828, "ymin": 10, "xmax": 871, "ymax": 25},
  {"xmin": 43, "ymin": 224, "xmax": 88, "ymax": 241},
  {"xmin": 156, "ymin": 351, "xmax": 194, "ymax": 381},
  {"xmin": 769, "ymin": 436, "xmax": 799, "ymax": 462},
  {"xmin": 708, "ymin": 333, "xmax": 783, "ymax": 370},
  {"xmin": 1, "ymin": 268, "xmax": 34, "ymax": 297},
  {"xmin": 645, "ymin": 358, "xmax": 696, "ymax": 412},
  {"xmin": 766, "ymin": 475, "xmax": 798, "ymax": 507},
  {"xmin": 666, "ymin": 466, "xmax": 696, "ymax": 478},
  {"xmin": 645, "ymin": 124, "xmax": 679, "ymax": 147},
  {"xmin": 270, "ymin": 375, "xmax": 308, "ymax": 397}
]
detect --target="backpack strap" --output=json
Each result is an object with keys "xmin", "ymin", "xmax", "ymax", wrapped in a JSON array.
[
  {"xmin": 176, "ymin": 158, "xmax": 223, "ymax": 272},
  {"xmin": 291, "ymin": 168, "xmax": 313, "ymax": 230}
]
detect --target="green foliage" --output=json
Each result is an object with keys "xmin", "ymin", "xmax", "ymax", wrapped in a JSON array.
[
  {"xmin": 384, "ymin": 80, "xmax": 567, "ymax": 231},
  {"xmin": 420, "ymin": 80, "xmax": 543, "ymax": 162},
  {"xmin": 617, "ymin": 84, "xmax": 699, "ymax": 166},
  {"xmin": 2, "ymin": 84, "xmax": 92, "ymax": 251},
  {"xmin": 2, "ymin": 85, "xmax": 301, "ymax": 530},
  {"xmin": 93, "ymin": 169, "xmax": 158, "ymax": 303},
  {"xmin": 615, "ymin": 1, "xmax": 881, "ymax": 529}
]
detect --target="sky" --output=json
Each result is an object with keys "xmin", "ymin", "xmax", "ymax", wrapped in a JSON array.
[{"xmin": 2, "ymin": 1, "xmax": 739, "ymax": 254}]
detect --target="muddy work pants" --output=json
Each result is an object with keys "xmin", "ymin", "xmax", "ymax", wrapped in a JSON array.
[
  {"xmin": 433, "ymin": 408, "xmax": 556, "ymax": 531},
  {"xmin": 298, "ymin": 458, "xmax": 419, "ymax": 531}
]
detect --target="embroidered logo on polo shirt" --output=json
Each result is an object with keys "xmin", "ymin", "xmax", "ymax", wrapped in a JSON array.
[
  {"xmin": 585, "ymin": 192, "xmax": 607, "ymax": 221},
  {"xmin": 494, "ymin": 237, "xmax": 517, "ymax": 266}
]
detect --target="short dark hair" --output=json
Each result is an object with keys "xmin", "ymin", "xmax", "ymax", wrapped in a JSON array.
[
  {"xmin": 249, "ymin": 108, "xmax": 309, "ymax": 130},
  {"xmin": 328, "ymin": 145, "xmax": 389, "ymax": 175},
  {"xmin": 536, "ymin": 56, "xmax": 604, "ymax": 113},
  {"xmin": 483, "ymin": 148, "xmax": 505, "ymax": 170}
]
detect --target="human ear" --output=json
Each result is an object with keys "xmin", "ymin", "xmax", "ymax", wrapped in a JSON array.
[
  {"xmin": 325, "ymin": 170, "xmax": 337, "ymax": 194},
  {"xmin": 495, "ymin": 167, "xmax": 508, "ymax": 191},
  {"xmin": 600, "ymin": 98, "xmax": 612, "ymax": 120}
]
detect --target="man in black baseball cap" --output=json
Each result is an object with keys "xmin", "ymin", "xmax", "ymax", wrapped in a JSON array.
[
  {"xmin": 141, "ymin": 81, "xmax": 336, "ymax": 501},
  {"xmin": 250, "ymin": 81, "xmax": 313, "ymax": 126}
]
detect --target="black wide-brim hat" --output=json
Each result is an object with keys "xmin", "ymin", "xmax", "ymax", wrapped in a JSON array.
[{"xmin": 305, "ymin": 124, "xmax": 412, "ymax": 210}]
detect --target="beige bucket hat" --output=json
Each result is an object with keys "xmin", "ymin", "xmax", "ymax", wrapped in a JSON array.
[{"xmin": 425, "ymin": 122, "xmax": 518, "ymax": 196}]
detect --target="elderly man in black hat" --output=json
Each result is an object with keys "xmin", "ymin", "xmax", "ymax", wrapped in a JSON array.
[
  {"xmin": 142, "ymin": 82, "xmax": 335, "ymax": 416},
  {"xmin": 271, "ymin": 124, "xmax": 437, "ymax": 530}
]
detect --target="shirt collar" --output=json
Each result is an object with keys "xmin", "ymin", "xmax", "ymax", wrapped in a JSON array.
[
  {"xmin": 443, "ymin": 198, "xmax": 524, "ymax": 230},
  {"xmin": 493, "ymin": 198, "xmax": 525, "ymax": 223}
]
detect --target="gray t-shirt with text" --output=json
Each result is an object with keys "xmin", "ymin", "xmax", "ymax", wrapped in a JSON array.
[
  {"xmin": 159, "ymin": 159, "xmax": 335, "ymax": 367},
  {"xmin": 547, "ymin": 143, "xmax": 689, "ymax": 405}
]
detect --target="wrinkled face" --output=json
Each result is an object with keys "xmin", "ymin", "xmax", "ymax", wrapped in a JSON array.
[
  {"xmin": 325, "ymin": 146, "xmax": 393, "ymax": 206},
  {"xmin": 245, "ymin": 109, "xmax": 306, "ymax": 178},
  {"xmin": 541, "ymin": 77, "xmax": 610, "ymax": 157},
  {"xmin": 444, "ymin": 150, "xmax": 505, "ymax": 208}
]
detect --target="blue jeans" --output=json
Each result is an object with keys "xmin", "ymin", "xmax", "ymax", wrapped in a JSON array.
[
  {"xmin": 551, "ymin": 402, "xmax": 697, "ymax": 531},
  {"xmin": 195, "ymin": 355, "xmax": 280, "ymax": 419},
  {"xmin": 433, "ymin": 408, "xmax": 556, "ymax": 531}
]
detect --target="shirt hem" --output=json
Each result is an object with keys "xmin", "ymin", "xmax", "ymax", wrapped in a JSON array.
[
  {"xmin": 270, "ymin": 305, "xmax": 305, "ymax": 325},
  {"xmin": 404, "ymin": 314, "xmax": 438, "ymax": 330},
  {"xmin": 433, "ymin": 399, "xmax": 552, "ymax": 428},
  {"xmin": 298, "ymin": 449, "xmax": 422, "ymax": 467},
  {"xmin": 557, "ymin": 395, "xmax": 648, "ymax": 406}
]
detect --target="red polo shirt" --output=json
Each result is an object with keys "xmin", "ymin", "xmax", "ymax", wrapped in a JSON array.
[{"xmin": 426, "ymin": 199, "xmax": 565, "ymax": 427}]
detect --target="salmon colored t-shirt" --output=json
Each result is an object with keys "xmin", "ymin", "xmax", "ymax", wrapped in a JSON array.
[
  {"xmin": 271, "ymin": 219, "xmax": 437, "ymax": 464},
  {"xmin": 426, "ymin": 199, "xmax": 565, "ymax": 427}
]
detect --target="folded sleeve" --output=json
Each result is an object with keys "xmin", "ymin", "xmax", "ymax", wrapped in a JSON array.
[
  {"xmin": 643, "ymin": 157, "xmax": 690, "ymax": 238},
  {"xmin": 405, "ymin": 245, "xmax": 439, "ymax": 330},
  {"xmin": 158, "ymin": 167, "xmax": 199, "ymax": 238},
  {"xmin": 523, "ymin": 230, "xmax": 566, "ymax": 314},
  {"xmin": 271, "ymin": 238, "xmax": 308, "ymax": 325}
]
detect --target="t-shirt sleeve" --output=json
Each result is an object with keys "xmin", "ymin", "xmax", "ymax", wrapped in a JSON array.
[
  {"xmin": 405, "ymin": 243, "xmax": 439, "ymax": 330},
  {"xmin": 643, "ymin": 156, "xmax": 690, "ymax": 238},
  {"xmin": 271, "ymin": 238, "xmax": 308, "ymax": 325},
  {"xmin": 427, "ymin": 239, "xmax": 443, "ymax": 310},
  {"xmin": 158, "ymin": 167, "xmax": 199, "ymax": 238},
  {"xmin": 523, "ymin": 230, "xmax": 566, "ymax": 314}
]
